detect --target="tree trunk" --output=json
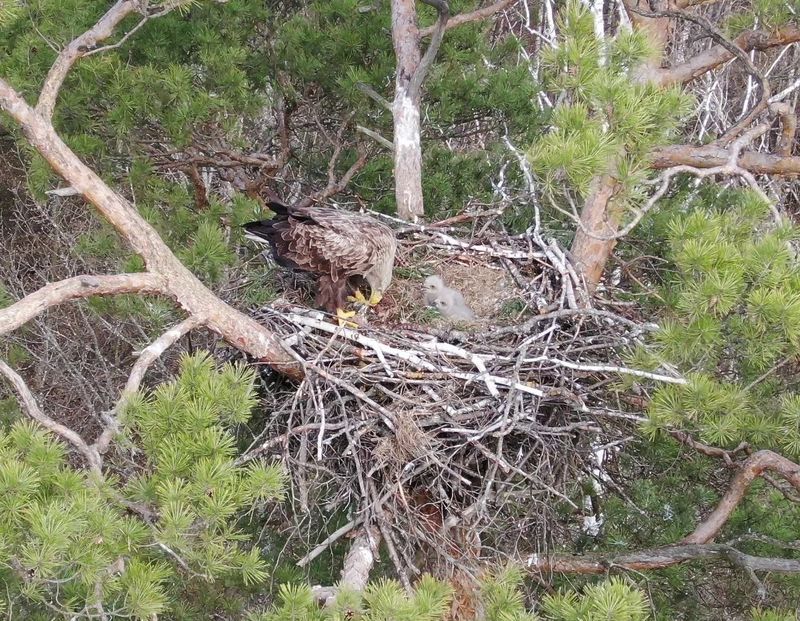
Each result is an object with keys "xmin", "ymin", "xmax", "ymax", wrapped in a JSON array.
[
  {"xmin": 391, "ymin": 0, "xmax": 425, "ymax": 221},
  {"xmin": 569, "ymin": 174, "xmax": 619, "ymax": 294}
]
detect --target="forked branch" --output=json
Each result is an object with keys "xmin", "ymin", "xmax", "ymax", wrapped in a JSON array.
[
  {"xmin": 38, "ymin": 0, "xmax": 142, "ymax": 119},
  {"xmin": 0, "ymin": 360, "xmax": 103, "ymax": 474},
  {"xmin": 418, "ymin": 0, "xmax": 514, "ymax": 37}
]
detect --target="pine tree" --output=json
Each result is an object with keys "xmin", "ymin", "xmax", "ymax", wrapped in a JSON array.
[
  {"xmin": 0, "ymin": 352, "xmax": 285, "ymax": 618},
  {"xmin": 527, "ymin": 0, "xmax": 693, "ymax": 223},
  {"xmin": 636, "ymin": 187, "xmax": 800, "ymax": 455}
]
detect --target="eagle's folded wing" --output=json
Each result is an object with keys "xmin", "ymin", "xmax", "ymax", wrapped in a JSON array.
[{"xmin": 277, "ymin": 220, "xmax": 382, "ymax": 281}]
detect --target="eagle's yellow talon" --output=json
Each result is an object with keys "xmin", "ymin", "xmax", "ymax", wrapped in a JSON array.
[
  {"xmin": 336, "ymin": 308, "xmax": 359, "ymax": 328},
  {"xmin": 347, "ymin": 289, "xmax": 369, "ymax": 304}
]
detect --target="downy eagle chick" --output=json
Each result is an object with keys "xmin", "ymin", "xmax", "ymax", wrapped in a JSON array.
[{"xmin": 423, "ymin": 275, "xmax": 476, "ymax": 321}]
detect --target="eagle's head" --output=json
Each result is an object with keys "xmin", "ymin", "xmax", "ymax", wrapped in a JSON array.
[
  {"xmin": 364, "ymin": 235, "xmax": 397, "ymax": 303},
  {"xmin": 423, "ymin": 275, "xmax": 444, "ymax": 295}
]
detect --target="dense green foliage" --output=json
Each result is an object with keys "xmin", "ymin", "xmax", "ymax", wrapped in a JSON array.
[
  {"xmin": 249, "ymin": 570, "xmax": 652, "ymax": 621},
  {"xmin": 0, "ymin": 353, "xmax": 285, "ymax": 619},
  {"xmin": 528, "ymin": 2, "xmax": 693, "ymax": 217},
  {"xmin": 2, "ymin": 0, "xmax": 800, "ymax": 618},
  {"xmin": 637, "ymin": 187, "xmax": 800, "ymax": 454}
]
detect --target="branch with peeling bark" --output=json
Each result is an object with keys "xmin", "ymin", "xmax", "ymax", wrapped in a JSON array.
[
  {"xmin": 650, "ymin": 25, "xmax": 800, "ymax": 88},
  {"xmin": 0, "ymin": 0, "xmax": 306, "ymax": 474},
  {"xmin": 526, "ymin": 449, "xmax": 800, "ymax": 583}
]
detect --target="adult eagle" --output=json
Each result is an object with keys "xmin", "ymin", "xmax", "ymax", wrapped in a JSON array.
[{"xmin": 243, "ymin": 201, "xmax": 397, "ymax": 321}]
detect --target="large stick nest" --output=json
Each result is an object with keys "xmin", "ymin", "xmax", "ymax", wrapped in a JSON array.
[{"xmin": 240, "ymin": 220, "xmax": 664, "ymax": 582}]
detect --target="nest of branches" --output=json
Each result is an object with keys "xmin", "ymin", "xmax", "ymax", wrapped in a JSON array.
[{"xmin": 235, "ymin": 220, "xmax": 670, "ymax": 585}]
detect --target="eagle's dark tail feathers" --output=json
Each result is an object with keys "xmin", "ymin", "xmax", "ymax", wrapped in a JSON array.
[
  {"xmin": 264, "ymin": 200, "xmax": 291, "ymax": 216},
  {"xmin": 242, "ymin": 212, "xmax": 299, "ymax": 270},
  {"xmin": 241, "ymin": 200, "xmax": 291, "ymax": 246}
]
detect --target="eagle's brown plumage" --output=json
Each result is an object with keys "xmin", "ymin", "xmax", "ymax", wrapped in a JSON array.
[{"xmin": 243, "ymin": 201, "xmax": 397, "ymax": 314}]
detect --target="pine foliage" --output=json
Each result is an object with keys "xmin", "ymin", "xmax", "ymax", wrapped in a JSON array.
[
  {"xmin": 0, "ymin": 353, "xmax": 285, "ymax": 619},
  {"xmin": 527, "ymin": 1, "xmax": 693, "ymax": 212},
  {"xmin": 540, "ymin": 577, "xmax": 648, "ymax": 620},
  {"xmin": 248, "ymin": 570, "xmax": 660, "ymax": 621},
  {"xmin": 639, "ymin": 187, "xmax": 800, "ymax": 455}
]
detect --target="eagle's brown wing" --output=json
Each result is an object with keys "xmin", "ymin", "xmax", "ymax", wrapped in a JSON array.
[
  {"xmin": 272, "ymin": 206, "xmax": 389, "ymax": 281},
  {"xmin": 243, "ymin": 203, "xmax": 393, "ymax": 313}
]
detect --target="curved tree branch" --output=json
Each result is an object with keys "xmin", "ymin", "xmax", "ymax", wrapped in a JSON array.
[
  {"xmin": 525, "ymin": 450, "xmax": 800, "ymax": 579},
  {"xmin": 683, "ymin": 450, "xmax": 800, "ymax": 545},
  {"xmin": 37, "ymin": 0, "xmax": 142, "ymax": 119},
  {"xmin": 0, "ymin": 360, "xmax": 103, "ymax": 474},
  {"xmin": 650, "ymin": 25, "xmax": 800, "ymax": 87},
  {"xmin": 0, "ymin": 78, "xmax": 303, "ymax": 379},
  {"xmin": 419, "ymin": 0, "xmax": 514, "ymax": 37},
  {"xmin": 0, "ymin": 273, "xmax": 168, "ymax": 336}
]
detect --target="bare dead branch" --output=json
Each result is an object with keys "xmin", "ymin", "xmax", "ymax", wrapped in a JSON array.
[
  {"xmin": 94, "ymin": 317, "xmax": 201, "ymax": 455},
  {"xmin": 356, "ymin": 82, "xmax": 392, "ymax": 111},
  {"xmin": 293, "ymin": 149, "xmax": 369, "ymax": 210},
  {"xmin": 0, "ymin": 273, "xmax": 168, "ymax": 337},
  {"xmin": 125, "ymin": 317, "xmax": 200, "ymax": 397},
  {"xmin": 419, "ymin": 0, "xmax": 515, "ymax": 37},
  {"xmin": 297, "ymin": 520, "xmax": 359, "ymax": 568},
  {"xmin": 0, "ymin": 360, "xmax": 103, "ymax": 474},
  {"xmin": 408, "ymin": 0, "xmax": 450, "ymax": 100},
  {"xmin": 357, "ymin": 125, "xmax": 394, "ymax": 151},
  {"xmin": 650, "ymin": 25, "xmax": 800, "ymax": 87},
  {"xmin": 37, "ymin": 0, "xmax": 141, "ymax": 119},
  {"xmin": 525, "ymin": 542, "xmax": 800, "ymax": 575}
]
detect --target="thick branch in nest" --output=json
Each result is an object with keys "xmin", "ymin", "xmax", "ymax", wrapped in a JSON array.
[{"xmin": 311, "ymin": 526, "xmax": 381, "ymax": 606}]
